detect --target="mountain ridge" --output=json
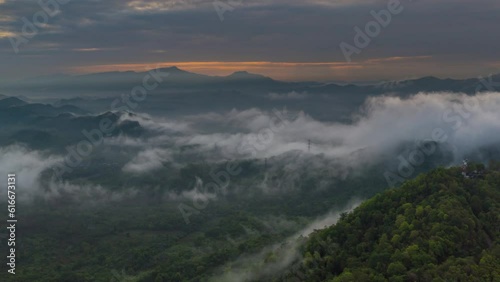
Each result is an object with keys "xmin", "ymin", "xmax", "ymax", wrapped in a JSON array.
[
  {"xmin": 274, "ymin": 165, "xmax": 500, "ymax": 282},
  {"xmin": 2, "ymin": 66, "xmax": 499, "ymax": 92},
  {"xmin": 1, "ymin": 67, "xmax": 498, "ymax": 99}
]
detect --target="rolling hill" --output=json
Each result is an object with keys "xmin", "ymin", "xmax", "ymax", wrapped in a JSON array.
[{"xmin": 276, "ymin": 164, "xmax": 500, "ymax": 282}]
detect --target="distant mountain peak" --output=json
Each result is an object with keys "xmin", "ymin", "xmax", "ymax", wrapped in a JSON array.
[
  {"xmin": 229, "ymin": 70, "xmax": 253, "ymax": 76},
  {"xmin": 156, "ymin": 66, "xmax": 185, "ymax": 73},
  {"xmin": 227, "ymin": 71, "xmax": 273, "ymax": 81},
  {"xmin": 416, "ymin": 76, "xmax": 442, "ymax": 82},
  {"xmin": 0, "ymin": 96, "xmax": 27, "ymax": 108},
  {"xmin": 233, "ymin": 71, "xmax": 250, "ymax": 75}
]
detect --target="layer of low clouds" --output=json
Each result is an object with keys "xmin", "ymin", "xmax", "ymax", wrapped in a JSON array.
[
  {"xmin": 0, "ymin": 145, "xmax": 135, "ymax": 203},
  {"xmin": 122, "ymin": 147, "xmax": 172, "ymax": 173},
  {"xmin": 4, "ymin": 91, "xmax": 500, "ymax": 201},
  {"xmin": 96, "ymin": 91, "xmax": 500, "ymax": 182},
  {"xmin": 0, "ymin": 145, "xmax": 61, "ymax": 200}
]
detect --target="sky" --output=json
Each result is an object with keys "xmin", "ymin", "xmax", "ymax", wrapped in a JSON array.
[{"xmin": 1, "ymin": 0, "xmax": 500, "ymax": 82}]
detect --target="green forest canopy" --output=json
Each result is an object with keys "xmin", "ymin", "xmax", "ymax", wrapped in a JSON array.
[{"xmin": 276, "ymin": 164, "xmax": 500, "ymax": 282}]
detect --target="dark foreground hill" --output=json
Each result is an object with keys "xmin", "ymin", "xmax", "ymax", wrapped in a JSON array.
[{"xmin": 276, "ymin": 164, "xmax": 500, "ymax": 282}]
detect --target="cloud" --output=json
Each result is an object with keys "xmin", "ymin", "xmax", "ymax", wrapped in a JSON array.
[
  {"xmin": 165, "ymin": 176, "xmax": 219, "ymax": 201},
  {"xmin": 114, "ymin": 92, "xmax": 500, "ymax": 174},
  {"xmin": 0, "ymin": 145, "xmax": 137, "ymax": 204},
  {"xmin": 125, "ymin": 0, "xmax": 206, "ymax": 12},
  {"xmin": 4, "ymin": 91, "xmax": 500, "ymax": 208},
  {"xmin": 0, "ymin": 145, "xmax": 62, "ymax": 201},
  {"xmin": 118, "ymin": 112, "xmax": 191, "ymax": 133},
  {"xmin": 42, "ymin": 180, "xmax": 136, "ymax": 205},
  {"xmin": 0, "ymin": 30, "xmax": 15, "ymax": 38},
  {"xmin": 1, "ymin": 0, "xmax": 500, "ymax": 81},
  {"xmin": 122, "ymin": 148, "xmax": 172, "ymax": 173}
]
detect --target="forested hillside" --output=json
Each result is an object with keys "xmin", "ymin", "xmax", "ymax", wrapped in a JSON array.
[{"xmin": 277, "ymin": 164, "xmax": 500, "ymax": 282}]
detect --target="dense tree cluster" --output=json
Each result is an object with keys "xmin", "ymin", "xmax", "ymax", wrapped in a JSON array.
[
  {"xmin": 7, "ymin": 160, "xmax": 499, "ymax": 281},
  {"xmin": 7, "ymin": 157, "xmax": 389, "ymax": 282},
  {"xmin": 277, "ymin": 165, "xmax": 500, "ymax": 282}
]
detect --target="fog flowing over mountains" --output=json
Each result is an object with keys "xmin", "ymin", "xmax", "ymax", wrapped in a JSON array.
[
  {"xmin": 1, "ymin": 68, "xmax": 500, "ymax": 281},
  {"xmin": 2, "ymin": 69, "xmax": 500, "ymax": 204}
]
